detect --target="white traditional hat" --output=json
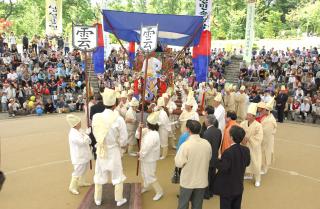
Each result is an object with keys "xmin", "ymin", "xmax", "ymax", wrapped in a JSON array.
[
  {"xmin": 281, "ymin": 85, "xmax": 286, "ymax": 91},
  {"xmin": 240, "ymin": 86, "xmax": 246, "ymax": 91},
  {"xmin": 186, "ymin": 97, "xmax": 195, "ymax": 106},
  {"xmin": 124, "ymin": 82, "xmax": 130, "ymax": 88},
  {"xmin": 162, "ymin": 93, "xmax": 169, "ymax": 98},
  {"xmin": 225, "ymin": 85, "xmax": 231, "ymax": 92},
  {"xmin": 247, "ymin": 103, "xmax": 258, "ymax": 115},
  {"xmin": 157, "ymin": 97, "xmax": 165, "ymax": 107},
  {"xmin": 232, "ymin": 85, "xmax": 237, "ymax": 91},
  {"xmin": 266, "ymin": 99, "xmax": 275, "ymax": 111},
  {"xmin": 257, "ymin": 102, "xmax": 266, "ymax": 109},
  {"xmin": 188, "ymin": 90, "xmax": 194, "ymax": 98},
  {"xmin": 66, "ymin": 114, "xmax": 81, "ymax": 128},
  {"xmin": 214, "ymin": 93, "xmax": 223, "ymax": 102},
  {"xmin": 147, "ymin": 111, "xmax": 160, "ymax": 125},
  {"xmin": 102, "ymin": 88, "xmax": 117, "ymax": 106},
  {"xmin": 129, "ymin": 97, "xmax": 139, "ymax": 107},
  {"xmin": 120, "ymin": 91, "xmax": 127, "ymax": 98},
  {"xmin": 131, "ymin": 83, "xmax": 134, "ymax": 88},
  {"xmin": 127, "ymin": 89, "xmax": 134, "ymax": 95}
]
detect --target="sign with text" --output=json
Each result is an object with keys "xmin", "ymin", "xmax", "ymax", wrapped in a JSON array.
[
  {"xmin": 45, "ymin": 0, "xmax": 62, "ymax": 36},
  {"xmin": 196, "ymin": 0, "xmax": 212, "ymax": 30},
  {"xmin": 72, "ymin": 25, "xmax": 98, "ymax": 51},
  {"xmin": 243, "ymin": 2, "xmax": 256, "ymax": 64},
  {"xmin": 140, "ymin": 25, "xmax": 158, "ymax": 53}
]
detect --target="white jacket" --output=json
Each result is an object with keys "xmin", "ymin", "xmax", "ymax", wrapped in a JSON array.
[
  {"xmin": 136, "ymin": 128, "xmax": 160, "ymax": 162},
  {"xmin": 68, "ymin": 128, "xmax": 92, "ymax": 165},
  {"xmin": 214, "ymin": 104, "xmax": 226, "ymax": 132}
]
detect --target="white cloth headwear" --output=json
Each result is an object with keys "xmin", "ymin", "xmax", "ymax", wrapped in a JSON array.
[
  {"xmin": 147, "ymin": 111, "xmax": 160, "ymax": 125},
  {"xmin": 129, "ymin": 97, "xmax": 139, "ymax": 107},
  {"xmin": 102, "ymin": 88, "xmax": 117, "ymax": 106},
  {"xmin": 247, "ymin": 103, "xmax": 258, "ymax": 115},
  {"xmin": 214, "ymin": 93, "xmax": 222, "ymax": 102},
  {"xmin": 157, "ymin": 97, "xmax": 165, "ymax": 107},
  {"xmin": 66, "ymin": 114, "xmax": 81, "ymax": 128}
]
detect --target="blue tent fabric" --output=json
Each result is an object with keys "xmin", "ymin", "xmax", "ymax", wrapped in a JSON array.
[{"xmin": 102, "ymin": 10, "xmax": 203, "ymax": 47}]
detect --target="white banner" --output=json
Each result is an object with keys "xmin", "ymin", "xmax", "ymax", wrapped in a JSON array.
[
  {"xmin": 195, "ymin": 0, "xmax": 212, "ymax": 29},
  {"xmin": 45, "ymin": 0, "xmax": 62, "ymax": 36},
  {"xmin": 243, "ymin": 2, "xmax": 256, "ymax": 64},
  {"xmin": 140, "ymin": 25, "xmax": 158, "ymax": 53},
  {"xmin": 72, "ymin": 26, "xmax": 98, "ymax": 51}
]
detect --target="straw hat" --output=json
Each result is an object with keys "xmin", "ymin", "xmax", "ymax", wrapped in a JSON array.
[
  {"xmin": 257, "ymin": 102, "xmax": 266, "ymax": 109},
  {"xmin": 129, "ymin": 97, "xmax": 139, "ymax": 107},
  {"xmin": 147, "ymin": 111, "xmax": 160, "ymax": 125},
  {"xmin": 120, "ymin": 91, "xmax": 127, "ymax": 98},
  {"xmin": 247, "ymin": 103, "xmax": 258, "ymax": 115},
  {"xmin": 240, "ymin": 86, "xmax": 246, "ymax": 91},
  {"xmin": 66, "ymin": 114, "xmax": 81, "ymax": 128},
  {"xmin": 102, "ymin": 88, "xmax": 117, "ymax": 106},
  {"xmin": 214, "ymin": 93, "xmax": 223, "ymax": 102},
  {"xmin": 157, "ymin": 97, "xmax": 165, "ymax": 107}
]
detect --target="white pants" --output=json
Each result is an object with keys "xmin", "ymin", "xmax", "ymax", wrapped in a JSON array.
[
  {"xmin": 141, "ymin": 161, "xmax": 157, "ymax": 188},
  {"xmin": 72, "ymin": 162, "xmax": 89, "ymax": 177},
  {"xmin": 127, "ymin": 128, "xmax": 137, "ymax": 145},
  {"xmin": 94, "ymin": 149, "xmax": 127, "ymax": 185},
  {"xmin": 159, "ymin": 127, "xmax": 169, "ymax": 148}
]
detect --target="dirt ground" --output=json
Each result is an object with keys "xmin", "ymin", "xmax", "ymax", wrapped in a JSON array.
[{"xmin": 0, "ymin": 113, "xmax": 319, "ymax": 209}]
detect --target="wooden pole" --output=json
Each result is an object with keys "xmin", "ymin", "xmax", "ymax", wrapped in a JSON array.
[
  {"xmin": 84, "ymin": 51, "xmax": 92, "ymax": 170},
  {"xmin": 136, "ymin": 53, "xmax": 149, "ymax": 176}
]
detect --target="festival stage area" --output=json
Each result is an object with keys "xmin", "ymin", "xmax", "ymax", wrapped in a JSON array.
[{"xmin": 0, "ymin": 113, "xmax": 319, "ymax": 209}]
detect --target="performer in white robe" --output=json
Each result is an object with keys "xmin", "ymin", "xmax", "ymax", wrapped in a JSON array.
[
  {"xmin": 213, "ymin": 93, "xmax": 226, "ymax": 133},
  {"xmin": 92, "ymin": 88, "xmax": 128, "ymax": 207},
  {"xmin": 157, "ymin": 96, "xmax": 171, "ymax": 160},
  {"xmin": 136, "ymin": 111, "xmax": 164, "ymax": 201},
  {"xmin": 163, "ymin": 92, "xmax": 178, "ymax": 149},
  {"xmin": 125, "ymin": 97, "xmax": 139, "ymax": 156},
  {"xmin": 66, "ymin": 114, "xmax": 92, "ymax": 195},
  {"xmin": 179, "ymin": 97, "xmax": 200, "ymax": 135}
]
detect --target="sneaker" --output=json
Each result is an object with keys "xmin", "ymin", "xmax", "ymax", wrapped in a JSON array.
[
  {"xmin": 244, "ymin": 176, "xmax": 253, "ymax": 180},
  {"xmin": 69, "ymin": 189, "xmax": 79, "ymax": 195},
  {"xmin": 255, "ymin": 181, "xmax": 261, "ymax": 187},
  {"xmin": 153, "ymin": 193, "xmax": 163, "ymax": 201},
  {"xmin": 95, "ymin": 200, "xmax": 101, "ymax": 206},
  {"xmin": 116, "ymin": 198, "xmax": 127, "ymax": 207}
]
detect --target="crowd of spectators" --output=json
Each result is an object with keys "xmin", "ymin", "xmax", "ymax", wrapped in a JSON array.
[
  {"xmin": 237, "ymin": 46, "xmax": 320, "ymax": 123},
  {"xmin": 0, "ymin": 32, "xmax": 86, "ymax": 117}
]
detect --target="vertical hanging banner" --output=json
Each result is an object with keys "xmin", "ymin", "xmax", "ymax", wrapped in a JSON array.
[
  {"xmin": 72, "ymin": 25, "xmax": 98, "ymax": 51},
  {"xmin": 243, "ymin": 1, "xmax": 256, "ymax": 64},
  {"xmin": 194, "ymin": 0, "xmax": 212, "ymax": 82},
  {"xmin": 45, "ymin": 0, "xmax": 63, "ymax": 36},
  {"xmin": 195, "ymin": 0, "xmax": 212, "ymax": 30}
]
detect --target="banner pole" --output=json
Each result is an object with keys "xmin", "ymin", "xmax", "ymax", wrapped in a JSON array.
[{"xmin": 136, "ymin": 53, "xmax": 149, "ymax": 176}]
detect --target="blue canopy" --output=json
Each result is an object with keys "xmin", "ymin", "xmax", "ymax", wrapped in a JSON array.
[{"xmin": 102, "ymin": 10, "xmax": 204, "ymax": 47}]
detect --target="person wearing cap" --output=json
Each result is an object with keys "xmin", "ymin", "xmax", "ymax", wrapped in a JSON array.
[
  {"xmin": 91, "ymin": 88, "xmax": 128, "ymax": 206},
  {"xmin": 182, "ymin": 90, "xmax": 198, "ymax": 112},
  {"xmin": 163, "ymin": 92, "xmax": 178, "ymax": 149},
  {"xmin": 127, "ymin": 89, "xmax": 134, "ymax": 102},
  {"xmin": 175, "ymin": 120, "xmax": 212, "ymax": 209},
  {"xmin": 213, "ymin": 126, "xmax": 251, "ymax": 209},
  {"xmin": 116, "ymin": 91, "xmax": 129, "ymax": 118},
  {"xmin": 275, "ymin": 85, "xmax": 288, "ymax": 123},
  {"xmin": 179, "ymin": 97, "xmax": 200, "ymax": 134},
  {"xmin": 258, "ymin": 100, "xmax": 277, "ymax": 175},
  {"xmin": 135, "ymin": 111, "xmax": 164, "ymax": 201},
  {"xmin": 235, "ymin": 86, "xmax": 247, "ymax": 122},
  {"xmin": 240, "ymin": 103, "xmax": 263, "ymax": 187},
  {"xmin": 125, "ymin": 97, "xmax": 139, "ymax": 156},
  {"xmin": 213, "ymin": 93, "xmax": 226, "ymax": 133},
  {"xmin": 66, "ymin": 114, "xmax": 92, "ymax": 195},
  {"xmin": 224, "ymin": 85, "xmax": 236, "ymax": 112},
  {"xmin": 157, "ymin": 96, "xmax": 171, "ymax": 160},
  {"xmin": 205, "ymin": 82, "xmax": 216, "ymax": 106}
]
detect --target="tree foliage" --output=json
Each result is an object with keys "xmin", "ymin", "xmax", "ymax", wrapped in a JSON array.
[{"xmin": 1, "ymin": 0, "xmax": 319, "ymax": 40}]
